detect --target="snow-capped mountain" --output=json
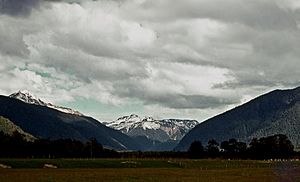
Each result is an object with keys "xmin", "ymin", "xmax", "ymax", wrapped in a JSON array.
[
  {"xmin": 9, "ymin": 90, "xmax": 83, "ymax": 116},
  {"xmin": 103, "ymin": 114, "xmax": 199, "ymax": 142}
]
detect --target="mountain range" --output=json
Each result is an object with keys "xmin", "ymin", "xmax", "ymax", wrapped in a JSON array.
[
  {"xmin": 0, "ymin": 90, "xmax": 199, "ymax": 151},
  {"xmin": 103, "ymin": 114, "xmax": 198, "ymax": 150},
  {"xmin": 0, "ymin": 91, "xmax": 140, "ymax": 150},
  {"xmin": 1, "ymin": 86, "xmax": 300, "ymax": 152},
  {"xmin": 175, "ymin": 86, "xmax": 300, "ymax": 151},
  {"xmin": 104, "ymin": 114, "xmax": 198, "ymax": 142}
]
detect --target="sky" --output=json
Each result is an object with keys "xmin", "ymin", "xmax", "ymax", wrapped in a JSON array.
[{"xmin": 0, "ymin": 0, "xmax": 299, "ymax": 121}]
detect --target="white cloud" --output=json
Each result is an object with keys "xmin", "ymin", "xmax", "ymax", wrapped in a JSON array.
[{"xmin": 0, "ymin": 0, "xmax": 299, "ymax": 121}]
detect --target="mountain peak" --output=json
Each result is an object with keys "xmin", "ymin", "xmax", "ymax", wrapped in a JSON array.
[
  {"xmin": 9, "ymin": 90, "xmax": 83, "ymax": 116},
  {"xmin": 10, "ymin": 90, "xmax": 37, "ymax": 98},
  {"xmin": 14, "ymin": 90, "xmax": 30, "ymax": 95},
  {"xmin": 9, "ymin": 90, "xmax": 47, "ymax": 106}
]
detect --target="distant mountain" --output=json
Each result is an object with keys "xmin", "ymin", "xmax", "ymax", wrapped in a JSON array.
[
  {"xmin": 9, "ymin": 90, "xmax": 83, "ymax": 116},
  {"xmin": 103, "ymin": 114, "xmax": 198, "ymax": 150},
  {"xmin": 175, "ymin": 86, "xmax": 300, "ymax": 151},
  {"xmin": 0, "ymin": 94, "xmax": 140, "ymax": 150},
  {"xmin": 0, "ymin": 116, "xmax": 36, "ymax": 141}
]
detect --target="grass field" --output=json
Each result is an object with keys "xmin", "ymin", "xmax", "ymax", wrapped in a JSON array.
[{"xmin": 0, "ymin": 159, "xmax": 300, "ymax": 182}]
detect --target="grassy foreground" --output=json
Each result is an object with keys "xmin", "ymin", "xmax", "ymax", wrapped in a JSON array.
[{"xmin": 0, "ymin": 159, "xmax": 300, "ymax": 182}]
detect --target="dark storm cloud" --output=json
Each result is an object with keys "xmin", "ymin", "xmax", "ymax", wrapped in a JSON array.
[
  {"xmin": 0, "ymin": 0, "xmax": 40, "ymax": 16},
  {"xmin": 45, "ymin": 0, "xmax": 82, "ymax": 3},
  {"xmin": 0, "ymin": 0, "xmax": 95, "ymax": 17}
]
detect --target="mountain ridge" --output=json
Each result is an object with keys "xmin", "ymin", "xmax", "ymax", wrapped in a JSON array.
[
  {"xmin": 9, "ymin": 90, "xmax": 83, "ymax": 116},
  {"xmin": 0, "ymin": 94, "xmax": 140, "ymax": 150},
  {"xmin": 103, "ymin": 114, "xmax": 198, "ymax": 151},
  {"xmin": 175, "ymin": 86, "xmax": 300, "ymax": 151},
  {"xmin": 103, "ymin": 114, "xmax": 198, "ymax": 142}
]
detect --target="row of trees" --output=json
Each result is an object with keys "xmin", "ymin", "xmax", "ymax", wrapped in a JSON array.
[
  {"xmin": 0, "ymin": 131, "xmax": 296, "ymax": 159},
  {"xmin": 188, "ymin": 134, "xmax": 295, "ymax": 159},
  {"xmin": 0, "ymin": 131, "xmax": 117, "ymax": 158}
]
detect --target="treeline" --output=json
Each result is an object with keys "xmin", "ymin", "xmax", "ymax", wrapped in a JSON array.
[
  {"xmin": 0, "ymin": 131, "xmax": 298, "ymax": 159},
  {"xmin": 0, "ymin": 131, "xmax": 117, "ymax": 158},
  {"xmin": 188, "ymin": 134, "xmax": 295, "ymax": 159}
]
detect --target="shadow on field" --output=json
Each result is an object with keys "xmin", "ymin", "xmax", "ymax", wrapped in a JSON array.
[{"xmin": 274, "ymin": 161, "xmax": 300, "ymax": 182}]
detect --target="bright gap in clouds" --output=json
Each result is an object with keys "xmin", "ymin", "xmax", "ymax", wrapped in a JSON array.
[{"xmin": 0, "ymin": 0, "xmax": 299, "ymax": 121}]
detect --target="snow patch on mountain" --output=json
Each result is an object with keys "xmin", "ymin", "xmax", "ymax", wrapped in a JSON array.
[
  {"xmin": 142, "ymin": 121, "xmax": 160, "ymax": 130},
  {"xmin": 9, "ymin": 90, "xmax": 83, "ymax": 116},
  {"xmin": 9, "ymin": 90, "xmax": 47, "ymax": 106}
]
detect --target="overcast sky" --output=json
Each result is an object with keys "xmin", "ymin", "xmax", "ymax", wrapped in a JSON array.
[{"xmin": 0, "ymin": 0, "xmax": 299, "ymax": 121}]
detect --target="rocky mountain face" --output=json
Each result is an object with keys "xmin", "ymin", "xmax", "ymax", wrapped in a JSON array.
[
  {"xmin": 0, "ymin": 116, "xmax": 36, "ymax": 141},
  {"xmin": 0, "ymin": 94, "xmax": 140, "ymax": 150},
  {"xmin": 103, "ymin": 114, "xmax": 198, "ymax": 150},
  {"xmin": 175, "ymin": 86, "xmax": 300, "ymax": 151},
  {"xmin": 104, "ymin": 114, "xmax": 198, "ymax": 142}
]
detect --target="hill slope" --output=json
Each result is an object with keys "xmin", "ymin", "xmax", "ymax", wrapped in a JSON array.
[
  {"xmin": 175, "ymin": 86, "xmax": 300, "ymax": 151},
  {"xmin": 0, "ymin": 116, "xmax": 36, "ymax": 141},
  {"xmin": 0, "ymin": 95, "xmax": 140, "ymax": 150}
]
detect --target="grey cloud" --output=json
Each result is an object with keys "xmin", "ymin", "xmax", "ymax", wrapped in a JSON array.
[
  {"xmin": 213, "ymin": 76, "xmax": 278, "ymax": 90},
  {"xmin": 147, "ymin": 94, "xmax": 239, "ymax": 109},
  {"xmin": 51, "ymin": 32, "xmax": 128, "ymax": 61},
  {"xmin": 125, "ymin": 0, "xmax": 298, "ymax": 30},
  {"xmin": 213, "ymin": 58, "xmax": 300, "ymax": 90},
  {"xmin": 0, "ymin": 17, "xmax": 33, "ymax": 57},
  {"xmin": 166, "ymin": 15, "xmax": 300, "ymax": 90},
  {"xmin": 0, "ymin": 0, "xmax": 40, "ymax": 16},
  {"xmin": 45, "ymin": 0, "xmax": 97, "ymax": 3},
  {"xmin": 0, "ymin": 0, "xmax": 94, "ymax": 17},
  {"xmin": 114, "ymin": 82, "xmax": 239, "ymax": 109},
  {"xmin": 0, "ymin": 29, "xmax": 29, "ymax": 57},
  {"xmin": 36, "ymin": 44, "xmax": 148, "ymax": 83}
]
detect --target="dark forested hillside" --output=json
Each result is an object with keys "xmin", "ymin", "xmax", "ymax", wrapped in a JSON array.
[
  {"xmin": 175, "ymin": 87, "xmax": 300, "ymax": 151},
  {"xmin": 0, "ymin": 95, "xmax": 140, "ymax": 150}
]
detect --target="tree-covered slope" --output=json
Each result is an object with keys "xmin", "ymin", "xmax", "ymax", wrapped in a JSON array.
[
  {"xmin": 175, "ymin": 87, "xmax": 300, "ymax": 151},
  {"xmin": 0, "ymin": 95, "xmax": 140, "ymax": 150}
]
